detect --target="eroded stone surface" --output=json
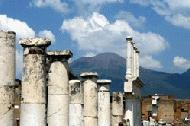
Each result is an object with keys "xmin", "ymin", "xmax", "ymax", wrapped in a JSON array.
[
  {"xmin": 21, "ymin": 54, "xmax": 46, "ymax": 103},
  {"xmin": 47, "ymin": 51, "xmax": 71, "ymax": 126},
  {"xmin": 48, "ymin": 62, "xmax": 69, "ymax": 95},
  {"xmin": 69, "ymin": 80, "xmax": 84, "ymax": 126},
  {"xmin": 80, "ymin": 72, "xmax": 98, "ymax": 78},
  {"xmin": 20, "ymin": 38, "xmax": 50, "ymax": 126},
  {"xmin": 0, "ymin": 31, "xmax": 15, "ymax": 86},
  {"xmin": 98, "ymin": 91, "xmax": 110, "ymax": 126},
  {"xmin": 97, "ymin": 79, "xmax": 111, "ymax": 92},
  {"xmin": 0, "ymin": 31, "xmax": 16, "ymax": 126},
  {"xmin": 112, "ymin": 92, "xmax": 123, "ymax": 116},
  {"xmin": 47, "ymin": 50, "xmax": 72, "ymax": 58},
  {"xmin": 81, "ymin": 73, "xmax": 98, "ymax": 126},
  {"xmin": 19, "ymin": 38, "xmax": 51, "ymax": 47},
  {"xmin": 69, "ymin": 80, "xmax": 83, "ymax": 104}
]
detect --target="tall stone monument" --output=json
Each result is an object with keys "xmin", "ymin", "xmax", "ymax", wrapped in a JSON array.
[
  {"xmin": 124, "ymin": 37, "xmax": 143, "ymax": 126},
  {"xmin": 19, "ymin": 38, "xmax": 51, "ymax": 126},
  {"xmin": 0, "ymin": 31, "xmax": 16, "ymax": 126}
]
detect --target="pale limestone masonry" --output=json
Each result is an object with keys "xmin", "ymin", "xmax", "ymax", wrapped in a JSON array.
[
  {"xmin": 80, "ymin": 72, "xmax": 98, "ymax": 126},
  {"xmin": 124, "ymin": 37, "xmax": 143, "ymax": 126},
  {"xmin": 97, "ymin": 79, "xmax": 111, "ymax": 126},
  {"xmin": 0, "ymin": 31, "xmax": 16, "ymax": 126},
  {"xmin": 111, "ymin": 92, "xmax": 123, "ymax": 126},
  {"xmin": 0, "ymin": 30, "xmax": 149, "ymax": 126},
  {"xmin": 47, "ymin": 50, "xmax": 72, "ymax": 126},
  {"xmin": 19, "ymin": 38, "xmax": 51, "ymax": 126},
  {"xmin": 69, "ymin": 79, "xmax": 84, "ymax": 126}
]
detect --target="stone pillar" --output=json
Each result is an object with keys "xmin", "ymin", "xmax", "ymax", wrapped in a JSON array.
[
  {"xmin": 69, "ymin": 80, "xmax": 84, "ymax": 126},
  {"xmin": 124, "ymin": 37, "xmax": 143, "ymax": 126},
  {"xmin": 80, "ymin": 72, "xmax": 98, "ymax": 126},
  {"xmin": 152, "ymin": 95, "xmax": 159, "ymax": 119},
  {"xmin": 0, "ymin": 31, "xmax": 16, "ymax": 126},
  {"xmin": 133, "ymin": 47, "xmax": 137, "ymax": 78},
  {"xmin": 125, "ymin": 98, "xmax": 142, "ymax": 126},
  {"xmin": 126, "ymin": 37, "xmax": 133, "ymax": 80},
  {"xmin": 111, "ymin": 92, "xmax": 123, "ymax": 126},
  {"xmin": 97, "ymin": 79, "xmax": 111, "ymax": 126},
  {"xmin": 47, "ymin": 50, "xmax": 72, "ymax": 126},
  {"xmin": 19, "ymin": 38, "xmax": 51, "ymax": 126},
  {"xmin": 136, "ymin": 50, "xmax": 140, "ymax": 77}
]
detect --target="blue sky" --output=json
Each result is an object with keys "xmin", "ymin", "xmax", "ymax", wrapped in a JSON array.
[{"xmin": 0, "ymin": 0, "xmax": 190, "ymax": 77}]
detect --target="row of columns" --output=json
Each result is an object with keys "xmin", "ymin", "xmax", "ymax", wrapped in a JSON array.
[
  {"xmin": 0, "ymin": 30, "xmax": 143, "ymax": 126},
  {"xmin": 18, "ymin": 36, "xmax": 123, "ymax": 126}
]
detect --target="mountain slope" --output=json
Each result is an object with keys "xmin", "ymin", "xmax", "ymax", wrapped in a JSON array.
[{"xmin": 70, "ymin": 53, "xmax": 190, "ymax": 98}]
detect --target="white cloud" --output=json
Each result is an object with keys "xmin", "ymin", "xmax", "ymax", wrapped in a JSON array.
[
  {"xmin": 165, "ymin": 14, "xmax": 190, "ymax": 30},
  {"xmin": 61, "ymin": 12, "xmax": 168, "ymax": 69},
  {"xmin": 38, "ymin": 30, "xmax": 55, "ymax": 43},
  {"xmin": 78, "ymin": 0, "xmax": 123, "ymax": 5},
  {"xmin": 31, "ymin": 0, "xmax": 69, "ymax": 13},
  {"xmin": 128, "ymin": 0, "xmax": 190, "ymax": 30},
  {"xmin": 173, "ymin": 56, "xmax": 190, "ymax": 69},
  {"xmin": 0, "ymin": 15, "xmax": 35, "ymax": 78},
  {"xmin": 0, "ymin": 15, "xmax": 55, "ymax": 77},
  {"xmin": 31, "ymin": 0, "xmax": 123, "ymax": 15},
  {"xmin": 140, "ymin": 55, "xmax": 162, "ymax": 69},
  {"xmin": 72, "ymin": 0, "xmax": 123, "ymax": 15},
  {"xmin": 0, "ymin": 15, "xmax": 35, "ymax": 39},
  {"xmin": 116, "ymin": 11, "xmax": 146, "ymax": 29}
]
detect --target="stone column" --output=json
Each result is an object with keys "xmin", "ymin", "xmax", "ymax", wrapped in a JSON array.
[
  {"xmin": 124, "ymin": 37, "xmax": 143, "ymax": 126},
  {"xmin": 97, "ymin": 79, "xmax": 111, "ymax": 126},
  {"xmin": 47, "ymin": 50, "xmax": 72, "ymax": 126},
  {"xmin": 136, "ymin": 50, "xmax": 140, "ymax": 78},
  {"xmin": 69, "ymin": 80, "xmax": 83, "ymax": 126},
  {"xmin": 126, "ymin": 37, "xmax": 133, "ymax": 80},
  {"xmin": 133, "ymin": 47, "xmax": 137, "ymax": 78},
  {"xmin": 0, "ymin": 31, "xmax": 16, "ymax": 126},
  {"xmin": 80, "ymin": 72, "xmax": 98, "ymax": 126},
  {"xmin": 152, "ymin": 95, "xmax": 159, "ymax": 119},
  {"xmin": 19, "ymin": 38, "xmax": 51, "ymax": 126},
  {"xmin": 111, "ymin": 92, "xmax": 123, "ymax": 126}
]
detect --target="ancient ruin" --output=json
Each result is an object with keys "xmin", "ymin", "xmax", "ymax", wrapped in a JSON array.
[
  {"xmin": 0, "ymin": 31, "xmax": 16, "ymax": 126},
  {"xmin": 0, "ymin": 30, "xmax": 189, "ymax": 126}
]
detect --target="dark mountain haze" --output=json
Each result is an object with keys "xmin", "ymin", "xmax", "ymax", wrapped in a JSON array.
[{"xmin": 71, "ymin": 53, "xmax": 190, "ymax": 98}]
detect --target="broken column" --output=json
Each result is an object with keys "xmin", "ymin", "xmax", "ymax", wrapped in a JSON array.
[
  {"xmin": 111, "ymin": 92, "xmax": 123, "ymax": 126},
  {"xmin": 97, "ymin": 79, "xmax": 111, "ymax": 126},
  {"xmin": 0, "ymin": 31, "xmax": 16, "ymax": 126},
  {"xmin": 124, "ymin": 37, "xmax": 143, "ymax": 126},
  {"xmin": 80, "ymin": 72, "xmax": 98, "ymax": 126},
  {"xmin": 69, "ymin": 80, "xmax": 83, "ymax": 126},
  {"xmin": 47, "ymin": 50, "xmax": 72, "ymax": 126},
  {"xmin": 126, "ymin": 36, "xmax": 133, "ymax": 80},
  {"xmin": 152, "ymin": 95, "xmax": 159, "ymax": 120},
  {"xmin": 19, "ymin": 38, "xmax": 51, "ymax": 126}
]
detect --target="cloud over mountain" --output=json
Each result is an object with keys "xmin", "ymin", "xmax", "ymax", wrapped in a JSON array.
[
  {"xmin": 173, "ymin": 56, "xmax": 190, "ymax": 69},
  {"xmin": 61, "ymin": 12, "xmax": 168, "ymax": 69}
]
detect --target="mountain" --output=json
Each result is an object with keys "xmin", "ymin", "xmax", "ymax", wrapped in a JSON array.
[{"xmin": 70, "ymin": 52, "xmax": 190, "ymax": 98}]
